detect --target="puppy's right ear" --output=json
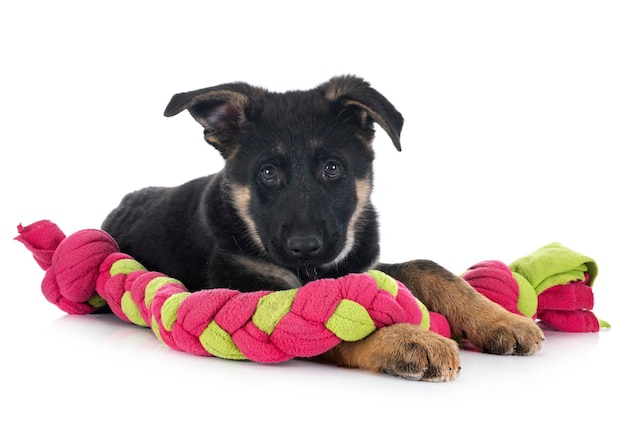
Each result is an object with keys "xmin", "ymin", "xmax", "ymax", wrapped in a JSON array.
[{"xmin": 164, "ymin": 83, "xmax": 260, "ymax": 158}]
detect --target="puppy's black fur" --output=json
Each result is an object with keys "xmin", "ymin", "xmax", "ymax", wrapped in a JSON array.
[
  {"xmin": 103, "ymin": 75, "xmax": 400, "ymax": 293},
  {"xmin": 102, "ymin": 75, "xmax": 544, "ymax": 381}
]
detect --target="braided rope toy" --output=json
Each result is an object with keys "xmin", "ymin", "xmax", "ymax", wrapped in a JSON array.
[
  {"xmin": 461, "ymin": 243, "xmax": 610, "ymax": 332},
  {"xmin": 16, "ymin": 220, "xmax": 451, "ymax": 363}
]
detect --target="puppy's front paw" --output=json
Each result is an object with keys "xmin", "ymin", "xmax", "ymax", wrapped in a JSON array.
[
  {"xmin": 378, "ymin": 324, "xmax": 461, "ymax": 382},
  {"xmin": 322, "ymin": 323, "xmax": 461, "ymax": 382},
  {"xmin": 465, "ymin": 311, "xmax": 545, "ymax": 356}
]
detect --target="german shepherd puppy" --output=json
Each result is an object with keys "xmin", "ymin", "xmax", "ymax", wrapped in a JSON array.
[{"xmin": 102, "ymin": 75, "xmax": 544, "ymax": 381}]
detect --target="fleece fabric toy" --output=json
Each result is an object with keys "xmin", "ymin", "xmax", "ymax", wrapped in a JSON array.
[
  {"xmin": 16, "ymin": 220, "xmax": 609, "ymax": 364},
  {"xmin": 462, "ymin": 242, "xmax": 610, "ymax": 332},
  {"xmin": 15, "ymin": 220, "xmax": 451, "ymax": 363}
]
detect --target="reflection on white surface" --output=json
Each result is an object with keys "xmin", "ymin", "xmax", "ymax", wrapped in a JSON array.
[{"xmin": 6, "ymin": 306, "xmax": 618, "ymax": 430}]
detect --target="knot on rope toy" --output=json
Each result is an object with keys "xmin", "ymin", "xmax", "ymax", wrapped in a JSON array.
[
  {"xmin": 16, "ymin": 220, "xmax": 451, "ymax": 363},
  {"xmin": 462, "ymin": 243, "xmax": 610, "ymax": 332}
]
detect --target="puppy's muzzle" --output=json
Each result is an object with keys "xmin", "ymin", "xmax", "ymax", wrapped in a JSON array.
[{"xmin": 285, "ymin": 234, "xmax": 323, "ymax": 260}]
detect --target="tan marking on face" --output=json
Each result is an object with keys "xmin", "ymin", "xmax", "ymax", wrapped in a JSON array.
[
  {"xmin": 230, "ymin": 184, "xmax": 264, "ymax": 252},
  {"xmin": 322, "ymin": 176, "xmax": 373, "ymax": 269}
]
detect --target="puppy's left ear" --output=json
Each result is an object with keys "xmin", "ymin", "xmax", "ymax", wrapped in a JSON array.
[
  {"xmin": 163, "ymin": 83, "xmax": 262, "ymax": 158},
  {"xmin": 321, "ymin": 75, "xmax": 404, "ymax": 151}
]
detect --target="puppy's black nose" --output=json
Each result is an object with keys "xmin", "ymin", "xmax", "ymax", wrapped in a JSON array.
[{"xmin": 286, "ymin": 235, "xmax": 323, "ymax": 259}]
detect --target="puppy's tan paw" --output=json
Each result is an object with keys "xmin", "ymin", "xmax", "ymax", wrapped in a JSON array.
[
  {"xmin": 323, "ymin": 323, "xmax": 461, "ymax": 382},
  {"xmin": 379, "ymin": 325, "xmax": 461, "ymax": 382},
  {"xmin": 465, "ymin": 312, "xmax": 545, "ymax": 356}
]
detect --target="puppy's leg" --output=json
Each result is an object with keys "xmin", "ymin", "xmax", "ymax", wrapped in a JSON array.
[
  {"xmin": 319, "ymin": 323, "xmax": 461, "ymax": 382},
  {"xmin": 378, "ymin": 260, "xmax": 545, "ymax": 355}
]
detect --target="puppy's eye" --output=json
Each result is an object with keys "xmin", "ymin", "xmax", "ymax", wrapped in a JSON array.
[
  {"xmin": 259, "ymin": 165, "xmax": 279, "ymax": 185},
  {"xmin": 323, "ymin": 160, "xmax": 343, "ymax": 180}
]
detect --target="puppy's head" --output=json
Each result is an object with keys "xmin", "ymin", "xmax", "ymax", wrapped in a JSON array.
[{"xmin": 164, "ymin": 75, "xmax": 403, "ymax": 275}]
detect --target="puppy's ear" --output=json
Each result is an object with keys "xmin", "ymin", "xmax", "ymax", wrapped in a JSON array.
[
  {"xmin": 164, "ymin": 83, "xmax": 261, "ymax": 158},
  {"xmin": 321, "ymin": 75, "xmax": 404, "ymax": 151}
]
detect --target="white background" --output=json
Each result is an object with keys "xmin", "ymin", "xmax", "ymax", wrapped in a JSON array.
[{"xmin": 2, "ymin": 1, "xmax": 624, "ymax": 429}]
